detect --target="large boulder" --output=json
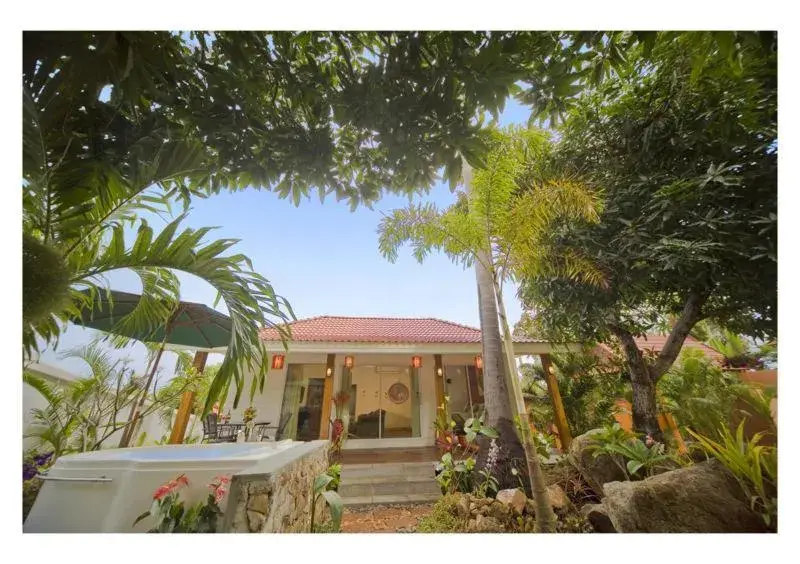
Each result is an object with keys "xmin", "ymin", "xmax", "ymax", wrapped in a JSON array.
[
  {"xmin": 600, "ymin": 460, "xmax": 769, "ymax": 533},
  {"xmin": 580, "ymin": 503, "xmax": 616, "ymax": 533},
  {"xmin": 567, "ymin": 429, "xmax": 627, "ymax": 495}
]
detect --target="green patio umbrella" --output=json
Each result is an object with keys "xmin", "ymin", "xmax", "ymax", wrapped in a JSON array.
[
  {"xmin": 75, "ymin": 289, "xmax": 232, "ymax": 446},
  {"xmin": 77, "ymin": 289, "xmax": 232, "ymax": 349}
]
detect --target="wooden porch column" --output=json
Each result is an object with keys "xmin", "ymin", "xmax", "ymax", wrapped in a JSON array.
[
  {"xmin": 319, "ymin": 354, "xmax": 336, "ymax": 440},
  {"xmin": 168, "ymin": 351, "xmax": 208, "ymax": 444},
  {"xmin": 434, "ymin": 354, "xmax": 445, "ymax": 412},
  {"xmin": 540, "ymin": 353, "xmax": 573, "ymax": 451}
]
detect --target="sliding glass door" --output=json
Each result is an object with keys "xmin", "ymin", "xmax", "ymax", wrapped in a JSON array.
[{"xmin": 345, "ymin": 364, "xmax": 420, "ymax": 439}]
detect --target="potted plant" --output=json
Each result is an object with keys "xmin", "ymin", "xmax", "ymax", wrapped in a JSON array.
[
  {"xmin": 243, "ymin": 405, "xmax": 257, "ymax": 439},
  {"xmin": 330, "ymin": 391, "xmax": 351, "ymax": 454}
]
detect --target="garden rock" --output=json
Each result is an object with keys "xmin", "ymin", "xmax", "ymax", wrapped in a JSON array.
[
  {"xmin": 496, "ymin": 488, "xmax": 526, "ymax": 514},
  {"xmin": 486, "ymin": 500, "xmax": 512, "ymax": 521},
  {"xmin": 600, "ymin": 460, "xmax": 769, "ymax": 533},
  {"xmin": 468, "ymin": 514, "xmax": 505, "ymax": 533},
  {"xmin": 455, "ymin": 495, "xmax": 471, "ymax": 519},
  {"xmin": 568, "ymin": 429, "xmax": 626, "ymax": 495},
  {"xmin": 580, "ymin": 503, "xmax": 616, "ymax": 533},
  {"xmin": 546, "ymin": 484, "xmax": 571, "ymax": 512}
]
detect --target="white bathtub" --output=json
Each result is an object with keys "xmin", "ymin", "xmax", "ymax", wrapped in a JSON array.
[{"xmin": 24, "ymin": 441, "xmax": 297, "ymax": 533}]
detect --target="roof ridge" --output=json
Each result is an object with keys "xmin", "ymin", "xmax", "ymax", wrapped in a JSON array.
[
  {"xmin": 287, "ymin": 315, "xmax": 478, "ymax": 323},
  {"xmin": 425, "ymin": 317, "xmax": 481, "ymax": 333}
]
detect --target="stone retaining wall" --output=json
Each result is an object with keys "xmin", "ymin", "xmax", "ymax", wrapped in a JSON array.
[{"xmin": 223, "ymin": 441, "xmax": 329, "ymax": 533}]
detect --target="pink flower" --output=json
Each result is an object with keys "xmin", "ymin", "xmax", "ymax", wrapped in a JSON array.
[{"xmin": 214, "ymin": 487, "xmax": 228, "ymax": 503}]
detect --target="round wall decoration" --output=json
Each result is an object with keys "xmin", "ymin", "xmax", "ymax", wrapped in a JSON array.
[{"xmin": 387, "ymin": 382, "xmax": 410, "ymax": 404}]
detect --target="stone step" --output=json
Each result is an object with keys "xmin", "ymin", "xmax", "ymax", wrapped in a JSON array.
[
  {"xmin": 339, "ymin": 478, "xmax": 441, "ymax": 499},
  {"xmin": 340, "ymin": 474, "xmax": 437, "ymax": 486},
  {"xmin": 340, "ymin": 462, "xmax": 436, "ymax": 480},
  {"xmin": 342, "ymin": 492, "xmax": 442, "ymax": 507}
]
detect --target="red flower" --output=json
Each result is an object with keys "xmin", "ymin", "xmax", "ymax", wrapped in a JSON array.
[
  {"xmin": 153, "ymin": 484, "xmax": 172, "ymax": 500},
  {"xmin": 153, "ymin": 474, "xmax": 189, "ymax": 500}
]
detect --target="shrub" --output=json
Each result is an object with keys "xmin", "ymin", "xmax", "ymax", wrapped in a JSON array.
[
  {"xmin": 588, "ymin": 423, "xmax": 675, "ymax": 479},
  {"xmin": 417, "ymin": 495, "xmax": 464, "ymax": 533},
  {"xmin": 658, "ymin": 348, "xmax": 751, "ymax": 437},
  {"xmin": 689, "ymin": 421, "xmax": 777, "ymax": 529}
]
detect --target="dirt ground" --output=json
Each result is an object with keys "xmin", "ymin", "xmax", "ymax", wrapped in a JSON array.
[{"xmin": 340, "ymin": 503, "xmax": 434, "ymax": 533}]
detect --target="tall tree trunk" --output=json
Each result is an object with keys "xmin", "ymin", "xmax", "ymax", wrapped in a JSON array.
[
  {"xmin": 474, "ymin": 250, "xmax": 527, "ymax": 485},
  {"xmin": 465, "ymin": 161, "xmax": 556, "ymax": 532},
  {"xmin": 494, "ymin": 275, "xmax": 557, "ymax": 532}
]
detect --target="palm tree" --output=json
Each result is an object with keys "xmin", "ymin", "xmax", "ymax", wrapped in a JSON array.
[
  {"xmin": 379, "ymin": 126, "xmax": 603, "ymax": 532},
  {"xmin": 23, "ymin": 88, "xmax": 295, "ymax": 413}
]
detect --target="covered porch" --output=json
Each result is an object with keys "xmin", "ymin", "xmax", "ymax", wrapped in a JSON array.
[{"xmin": 202, "ymin": 316, "xmax": 579, "ymax": 456}]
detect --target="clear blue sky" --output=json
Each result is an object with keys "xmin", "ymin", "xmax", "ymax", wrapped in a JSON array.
[{"xmin": 39, "ymin": 97, "xmax": 535, "ymax": 380}]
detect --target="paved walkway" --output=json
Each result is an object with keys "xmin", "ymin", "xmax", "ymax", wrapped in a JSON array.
[{"xmin": 339, "ymin": 503, "xmax": 434, "ymax": 533}]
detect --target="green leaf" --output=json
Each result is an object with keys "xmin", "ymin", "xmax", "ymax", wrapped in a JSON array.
[
  {"xmin": 319, "ymin": 490, "xmax": 344, "ymax": 530},
  {"xmin": 313, "ymin": 473, "xmax": 334, "ymax": 494}
]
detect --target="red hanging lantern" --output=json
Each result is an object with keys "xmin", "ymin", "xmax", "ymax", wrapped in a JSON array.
[
  {"xmin": 474, "ymin": 355, "xmax": 483, "ymax": 370},
  {"xmin": 411, "ymin": 355, "xmax": 422, "ymax": 369},
  {"xmin": 344, "ymin": 355, "xmax": 354, "ymax": 369},
  {"xmin": 271, "ymin": 354, "xmax": 285, "ymax": 370}
]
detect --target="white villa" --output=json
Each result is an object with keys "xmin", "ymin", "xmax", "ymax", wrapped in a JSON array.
[{"xmin": 220, "ymin": 316, "xmax": 571, "ymax": 450}]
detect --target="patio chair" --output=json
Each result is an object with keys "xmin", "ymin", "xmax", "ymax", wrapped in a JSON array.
[
  {"xmin": 201, "ymin": 413, "xmax": 220, "ymax": 443},
  {"xmin": 258, "ymin": 412, "xmax": 292, "ymax": 441}
]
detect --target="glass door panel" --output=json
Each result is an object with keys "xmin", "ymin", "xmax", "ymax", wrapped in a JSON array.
[
  {"xmin": 349, "ymin": 366, "xmax": 382, "ymax": 438},
  {"xmin": 444, "ymin": 365, "xmax": 473, "ymax": 419},
  {"xmin": 278, "ymin": 364, "xmax": 326, "ymax": 440},
  {"xmin": 381, "ymin": 368, "xmax": 414, "ymax": 438}
]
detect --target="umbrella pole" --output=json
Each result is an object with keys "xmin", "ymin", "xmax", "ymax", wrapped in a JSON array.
[
  {"xmin": 168, "ymin": 351, "xmax": 208, "ymax": 444},
  {"xmin": 118, "ymin": 343, "xmax": 166, "ymax": 448}
]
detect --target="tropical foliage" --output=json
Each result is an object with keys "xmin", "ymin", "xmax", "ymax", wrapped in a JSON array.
[
  {"xmin": 519, "ymin": 31, "xmax": 777, "ymax": 437},
  {"xmin": 521, "ymin": 350, "xmax": 628, "ymax": 437},
  {"xmin": 24, "ymin": 343, "xmax": 191, "ymax": 457},
  {"xmin": 588, "ymin": 423, "xmax": 676, "ymax": 480},
  {"xmin": 689, "ymin": 422, "xmax": 777, "ymax": 529},
  {"xmin": 657, "ymin": 349, "xmax": 752, "ymax": 438}
]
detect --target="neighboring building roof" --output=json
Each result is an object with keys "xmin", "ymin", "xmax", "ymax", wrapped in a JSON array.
[
  {"xmin": 597, "ymin": 334, "xmax": 724, "ymax": 364},
  {"xmin": 259, "ymin": 315, "xmax": 544, "ymax": 345}
]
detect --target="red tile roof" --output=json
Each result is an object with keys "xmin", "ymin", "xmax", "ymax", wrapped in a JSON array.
[
  {"xmin": 597, "ymin": 334, "xmax": 724, "ymax": 363},
  {"xmin": 259, "ymin": 315, "xmax": 542, "ymax": 344}
]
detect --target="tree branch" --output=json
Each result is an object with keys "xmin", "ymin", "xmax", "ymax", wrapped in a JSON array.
[
  {"xmin": 610, "ymin": 324, "xmax": 651, "ymax": 383},
  {"xmin": 651, "ymin": 290, "xmax": 710, "ymax": 380}
]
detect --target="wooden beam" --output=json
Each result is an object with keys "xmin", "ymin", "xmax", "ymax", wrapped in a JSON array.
[
  {"xmin": 434, "ymin": 354, "xmax": 445, "ymax": 413},
  {"xmin": 540, "ymin": 353, "xmax": 573, "ymax": 451},
  {"xmin": 319, "ymin": 354, "xmax": 336, "ymax": 440},
  {"xmin": 168, "ymin": 351, "xmax": 208, "ymax": 444}
]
